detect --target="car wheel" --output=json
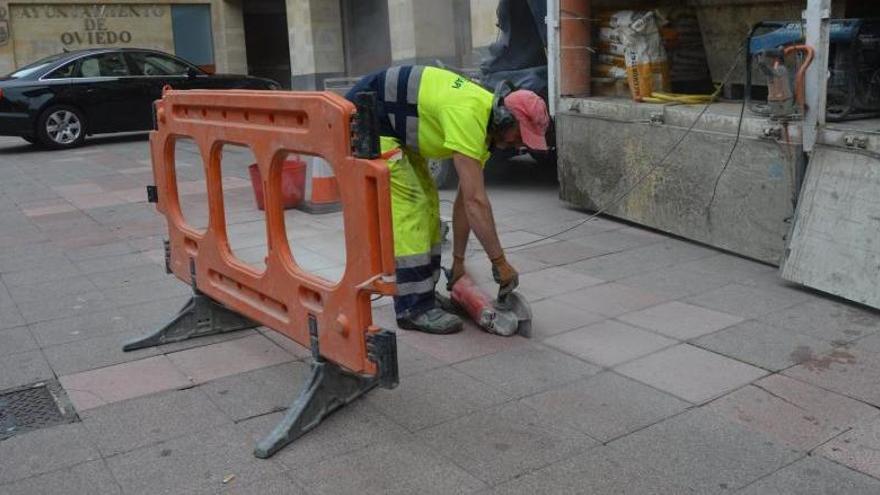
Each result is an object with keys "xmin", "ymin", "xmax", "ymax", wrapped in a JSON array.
[
  {"xmin": 37, "ymin": 105, "xmax": 86, "ymax": 149},
  {"xmin": 429, "ymin": 158, "xmax": 457, "ymax": 189}
]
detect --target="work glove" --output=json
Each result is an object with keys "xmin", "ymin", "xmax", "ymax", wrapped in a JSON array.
[
  {"xmin": 446, "ymin": 254, "xmax": 467, "ymax": 291},
  {"xmin": 491, "ymin": 253, "xmax": 519, "ymax": 299}
]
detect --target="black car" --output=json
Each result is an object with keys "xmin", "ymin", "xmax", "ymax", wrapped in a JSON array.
[{"xmin": 0, "ymin": 48, "xmax": 280, "ymax": 149}]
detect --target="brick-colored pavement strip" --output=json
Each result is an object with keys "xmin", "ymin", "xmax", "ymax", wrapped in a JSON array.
[{"xmin": 2, "ymin": 135, "xmax": 880, "ymax": 493}]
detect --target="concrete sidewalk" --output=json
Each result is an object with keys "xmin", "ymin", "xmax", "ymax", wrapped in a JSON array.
[{"xmin": 1, "ymin": 134, "xmax": 879, "ymax": 494}]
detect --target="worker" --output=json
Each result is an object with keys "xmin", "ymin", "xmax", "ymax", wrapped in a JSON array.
[{"xmin": 346, "ymin": 65, "xmax": 550, "ymax": 335}]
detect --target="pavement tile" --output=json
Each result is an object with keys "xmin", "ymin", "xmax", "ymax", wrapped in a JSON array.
[
  {"xmin": 42, "ymin": 328, "xmax": 167, "ymax": 376},
  {"xmin": 106, "ymin": 424, "xmax": 283, "ymax": 495},
  {"xmin": 289, "ymin": 436, "xmax": 487, "ymax": 494},
  {"xmin": 513, "ymin": 240, "xmax": 602, "ymax": 266},
  {"xmin": 514, "ymin": 266, "xmax": 605, "ymax": 302},
  {"xmin": 397, "ymin": 321, "xmax": 529, "ymax": 365},
  {"xmin": 0, "ymin": 459, "xmax": 121, "ymax": 495},
  {"xmin": 81, "ymin": 387, "xmax": 231, "ymax": 456},
  {"xmin": 760, "ymin": 298, "xmax": 880, "ymax": 343},
  {"xmin": 453, "ymin": 344, "xmax": 600, "ymax": 398},
  {"xmin": 256, "ymin": 327, "xmax": 312, "ymax": 360},
  {"xmin": 239, "ymin": 400, "xmax": 409, "ymax": 470},
  {"xmin": 608, "ymin": 408, "xmax": 803, "ymax": 493},
  {"xmin": 201, "ymin": 361, "xmax": 308, "ymax": 421},
  {"xmin": 417, "ymin": 401, "xmax": 596, "ymax": 486},
  {"xmin": 705, "ymin": 377, "xmax": 880, "ymax": 451},
  {"xmin": 528, "ymin": 298, "xmax": 606, "ymax": 339},
  {"xmin": 64, "ymin": 239, "xmax": 137, "ymax": 261},
  {"xmin": 195, "ymin": 472, "xmax": 307, "ymax": 495},
  {"xmin": 6, "ymin": 275, "xmax": 97, "ymax": 304},
  {"xmin": 0, "ymin": 423, "xmax": 101, "ymax": 485},
  {"xmin": 685, "ymin": 283, "xmax": 811, "ymax": 319},
  {"xmin": 60, "ymin": 355, "xmax": 192, "ymax": 411},
  {"xmin": 0, "ymin": 349, "xmax": 54, "ymax": 391},
  {"xmin": 21, "ymin": 202, "xmax": 78, "ymax": 218},
  {"xmin": 0, "ymin": 305, "xmax": 25, "ymax": 330},
  {"xmin": 545, "ymin": 320, "xmax": 675, "ymax": 367},
  {"xmin": 16, "ymin": 289, "xmax": 111, "ymax": 324},
  {"xmin": 738, "ymin": 456, "xmax": 880, "ymax": 495},
  {"xmin": 365, "ymin": 366, "xmax": 511, "ymax": 431},
  {"xmin": 818, "ymin": 415, "xmax": 880, "ymax": 479},
  {"xmin": 395, "ymin": 340, "xmax": 446, "ymax": 377},
  {"xmin": 524, "ymin": 372, "xmax": 691, "ymax": 442},
  {"xmin": 166, "ymin": 333, "xmax": 294, "ymax": 384},
  {"xmin": 568, "ymin": 227, "xmax": 666, "ymax": 255},
  {"xmin": 616, "ymin": 344, "xmax": 768, "ymax": 403},
  {"xmin": 0, "ymin": 325, "xmax": 38, "ymax": 356},
  {"xmin": 678, "ymin": 253, "xmax": 777, "ymax": 283},
  {"xmin": 553, "ymin": 282, "xmax": 666, "ymax": 317},
  {"xmin": 86, "ymin": 263, "xmax": 170, "ymax": 290},
  {"xmin": 784, "ymin": 348, "xmax": 880, "ymax": 407},
  {"xmin": 489, "ymin": 445, "xmax": 699, "ymax": 495},
  {"xmin": 618, "ymin": 301, "xmax": 744, "ymax": 340},
  {"xmin": 569, "ymin": 240, "xmax": 716, "ymax": 281},
  {"xmin": 102, "ymin": 276, "xmax": 191, "ymax": 306},
  {"xmin": 1, "ymin": 260, "xmax": 83, "ymax": 287},
  {"xmin": 618, "ymin": 264, "xmax": 732, "ymax": 300}
]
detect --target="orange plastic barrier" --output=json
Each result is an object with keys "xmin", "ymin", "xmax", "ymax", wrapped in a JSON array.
[{"xmin": 148, "ymin": 88, "xmax": 396, "ymax": 374}]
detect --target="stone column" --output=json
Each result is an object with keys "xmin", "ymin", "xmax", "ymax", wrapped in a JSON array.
[
  {"xmin": 286, "ymin": 0, "xmax": 344, "ymax": 90},
  {"xmin": 213, "ymin": 0, "xmax": 247, "ymax": 74},
  {"xmin": 387, "ymin": 0, "xmax": 457, "ymax": 66}
]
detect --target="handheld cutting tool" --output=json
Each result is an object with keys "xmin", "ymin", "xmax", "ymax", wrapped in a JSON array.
[{"xmin": 441, "ymin": 270, "xmax": 532, "ymax": 338}]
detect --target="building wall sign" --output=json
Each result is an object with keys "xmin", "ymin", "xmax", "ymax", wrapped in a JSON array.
[{"xmin": 10, "ymin": 4, "xmax": 174, "ymax": 65}]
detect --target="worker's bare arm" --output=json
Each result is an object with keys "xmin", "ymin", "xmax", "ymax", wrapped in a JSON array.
[{"xmin": 451, "ymin": 152, "xmax": 503, "ymax": 260}]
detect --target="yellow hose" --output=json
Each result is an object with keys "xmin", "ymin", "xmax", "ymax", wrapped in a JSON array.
[{"xmin": 641, "ymin": 84, "xmax": 724, "ymax": 105}]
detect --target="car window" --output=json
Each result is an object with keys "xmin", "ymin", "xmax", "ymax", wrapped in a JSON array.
[
  {"xmin": 128, "ymin": 52, "xmax": 193, "ymax": 76},
  {"xmin": 72, "ymin": 53, "xmax": 130, "ymax": 78},
  {"xmin": 45, "ymin": 61, "xmax": 78, "ymax": 79},
  {"xmin": 6, "ymin": 53, "xmax": 68, "ymax": 78}
]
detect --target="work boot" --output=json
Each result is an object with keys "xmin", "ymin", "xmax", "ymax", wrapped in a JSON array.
[{"xmin": 397, "ymin": 308, "xmax": 463, "ymax": 335}]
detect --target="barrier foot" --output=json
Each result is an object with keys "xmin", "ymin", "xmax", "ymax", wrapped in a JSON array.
[
  {"xmin": 123, "ymin": 292, "xmax": 258, "ymax": 351},
  {"xmin": 253, "ymin": 360, "xmax": 377, "ymax": 459}
]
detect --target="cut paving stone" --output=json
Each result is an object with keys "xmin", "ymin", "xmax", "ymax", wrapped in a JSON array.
[
  {"xmin": 616, "ymin": 344, "xmax": 767, "ymax": 403},
  {"xmin": 545, "ymin": 320, "xmax": 675, "ymax": 367},
  {"xmin": 514, "ymin": 240, "xmax": 603, "ymax": 266},
  {"xmin": 567, "ymin": 227, "xmax": 666, "ymax": 255},
  {"xmin": 200, "ymin": 361, "xmax": 309, "ymax": 421},
  {"xmin": 617, "ymin": 301, "xmax": 744, "ymax": 340},
  {"xmin": 0, "ymin": 459, "xmax": 121, "ymax": 495},
  {"xmin": 453, "ymin": 344, "xmax": 600, "ymax": 398},
  {"xmin": 489, "ymin": 445, "xmax": 699, "ymax": 495},
  {"xmin": 569, "ymin": 241, "xmax": 716, "ymax": 281},
  {"xmin": 0, "ymin": 326, "xmax": 38, "ymax": 356},
  {"xmin": 514, "ymin": 266, "xmax": 605, "ymax": 301},
  {"xmin": 289, "ymin": 437, "xmax": 487, "ymax": 494},
  {"xmin": 60, "ymin": 355, "xmax": 192, "ymax": 411},
  {"xmin": 618, "ymin": 264, "xmax": 732, "ymax": 300},
  {"xmin": 759, "ymin": 299, "xmax": 880, "ymax": 343},
  {"xmin": 524, "ymin": 372, "xmax": 691, "ymax": 442},
  {"xmin": 677, "ymin": 253, "xmax": 776, "ymax": 283},
  {"xmin": 365, "ymin": 366, "xmax": 510, "ymax": 432},
  {"xmin": 106, "ymin": 424, "xmax": 283, "ymax": 495},
  {"xmin": 42, "ymin": 329, "xmax": 164, "ymax": 376},
  {"xmin": 81, "ymin": 387, "xmax": 231, "ymax": 456},
  {"xmin": 704, "ymin": 379, "xmax": 880, "ymax": 451},
  {"xmin": 693, "ymin": 320, "xmax": 835, "ymax": 371},
  {"xmin": 554, "ymin": 282, "xmax": 666, "ymax": 317},
  {"xmin": 0, "ymin": 349, "xmax": 54, "ymax": 391},
  {"xmin": 397, "ymin": 322, "xmax": 529, "ymax": 365},
  {"xmin": 166, "ymin": 334, "xmax": 294, "ymax": 384},
  {"xmin": 684, "ymin": 283, "xmax": 811, "ymax": 319},
  {"xmin": 818, "ymin": 415, "xmax": 880, "ymax": 480},
  {"xmin": 737, "ymin": 456, "xmax": 880, "ymax": 495},
  {"xmin": 784, "ymin": 348, "xmax": 880, "ymax": 407},
  {"xmin": 608, "ymin": 408, "xmax": 803, "ymax": 493},
  {"xmin": 528, "ymin": 298, "xmax": 606, "ymax": 339},
  {"xmin": 0, "ymin": 423, "xmax": 101, "ymax": 484},
  {"xmin": 417, "ymin": 401, "xmax": 596, "ymax": 486}
]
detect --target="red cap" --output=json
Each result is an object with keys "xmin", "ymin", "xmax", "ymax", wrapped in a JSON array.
[{"xmin": 504, "ymin": 90, "xmax": 549, "ymax": 150}]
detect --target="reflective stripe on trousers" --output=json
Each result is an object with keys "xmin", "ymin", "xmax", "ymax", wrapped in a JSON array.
[{"xmin": 381, "ymin": 136, "xmax": 441, "ymax": 319}]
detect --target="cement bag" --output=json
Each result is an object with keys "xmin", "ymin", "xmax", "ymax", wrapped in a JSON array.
[{"xmin": 610, "ymin": 10, "xmax": 670, "ymax": 100}]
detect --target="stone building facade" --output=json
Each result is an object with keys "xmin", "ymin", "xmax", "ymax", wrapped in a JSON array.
[{"xmin": 0, "ymin": 0, "xmax": 498, "ymax": 89}]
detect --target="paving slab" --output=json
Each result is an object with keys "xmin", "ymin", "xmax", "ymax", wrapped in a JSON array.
[
  {"xmin": 618, "ymin": 301, "xmax": 744, "ymax": 340},
  {"xmin": 608, "ymin": 408, "xmax": 803, "ymax": 493},
  {"xmin": 737, "ymin": 456, "xmax": 880, "ymax": 495},
  {"xmin": 417, "ymin": 401, "xmax": 596, "ymax": 486},
  {"xmin": 395, "ymin": 340, "xmax": 448, "ymax": 377},
  {"xmin": 0, "ymin": 423, "xmax": 101, "ymax": 484},
  {"xmin": 289, "ymin": 436, "xmax": 487, "ymax": 494},
  {"xmin": 677, "ymin": 253, "xmax": 777, "ymax": 283},
  {"xmin": 365, "ymin": 366, "xmax": 511, "ymax": 432},
  {"xmin": 166, "ymin": 333, "xmax": 294, "ymax": 384},
  {"xmin": 545, "ymin": 320, "xmax": 675, "ymax": 367},
  {"xmin": 616, "ymin": 344, "xmax": 768, "ymax": 403},
  {"xmin": 760, "ymin": 299, "xmax": 880, "ymax": 343},
  {"xmin": 194, "ymin": 472, "xmax": 307, "ymax": 495},
  {"xmin": 397, "ymin": 322, "xmax": 529, "ymax": 365},
  {"xmin": 818, "ymin": 415, "xmax": 880, "ymax": 480},
  {"xmin": 568, "ymin": 227, "xmax": 666, "ymax": 254},
  {"xmin": 0, "ymin": 304, "xmax": 25, "ymax": 330},
  {"xmin": 81, "ymin": 387, "xmax": 231, "ymax": 456},
  {"xmin": 618, "ymin": 264, "xmax": 732, "ymax": 300},
  {"xmin": 524, "ymin": 372, "xmax": 691, "ymax": 442},
  {"xmin": 527, "ymin": 298, "xmax": 606, "ymax": 339},
  {"xmin": 784, "ymin": 347, "xmax": 880, "ymax": 407},
  {"xmin": 453, "ymin": 344, "xmax": 600, "ymax": 398},
  {"xmin": 106, "ymin": 424, "xmax": 283, "ymax": 495},
  {"xmin": 514, "ymin": 266, "xmax": 605, "ymax": 301},
  {"xmin": 513, "ymin": 240, "xmax": 603, "ymax": 266},
  {"xmin": 0, "ymin": 459, "xmax": 121, "ymax": 495},
  {"xmin": 15, "ymin": 288, "xmax": 111, "ymax": 324},
  {"xmin": 553, "ymin": 282, "xmax": 666, "ymax": 317},
  {"xmin": 200, "ymin": 361, "xmax": 309, "ymax": 421},
  {"xmin": 489, "ymin": 445, "xmax": 699, "ymax": 495},
  {"xmin": 685, "ymin": 283, "xmax": 811, "ymax": 319},
  {"xmin": 42, "ymin": 329, "xmax": 164, "ymax": 376},
  {"xmin": 0, "ymin": 349, "xmax": 54, "ymax": 391},
  {"xmin": 0, "ymin": 325, "xmax": 38, "ymax": 356},
  {"xmin": 693, "ymin": 320, "xmax": 835, "ymax": 371},
  {"xmin": 60, "ymin": 355, "xmax": 192, "ymax": 411},
  {"xmin": 569, "ymin": 240, "xmax": 717, "ymax": 281}
]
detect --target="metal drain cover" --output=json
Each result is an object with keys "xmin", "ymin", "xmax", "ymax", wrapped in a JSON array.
[{"xmin": 0, "ymin": 382, "xmax": 76, "ymax": 441}]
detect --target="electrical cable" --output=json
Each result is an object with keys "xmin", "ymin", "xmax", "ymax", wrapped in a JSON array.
[{"xmin": 705, "ymin": 95, "xmax": 747, "ymax": 219}]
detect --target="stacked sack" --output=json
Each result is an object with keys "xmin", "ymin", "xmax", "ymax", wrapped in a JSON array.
[{"xmin": 595, "ymin": 10, "xmax": 670, "ymax": 101}]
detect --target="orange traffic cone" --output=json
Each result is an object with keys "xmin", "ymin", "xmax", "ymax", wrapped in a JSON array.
[{"xmin": 299, "ymin": 156, "xmax": 341, "ymax": 214}]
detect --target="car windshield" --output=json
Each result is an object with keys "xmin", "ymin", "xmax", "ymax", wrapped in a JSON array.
[{"xmin": 6, "ymin": 53, "xmax": 69, "ymax": 79}]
